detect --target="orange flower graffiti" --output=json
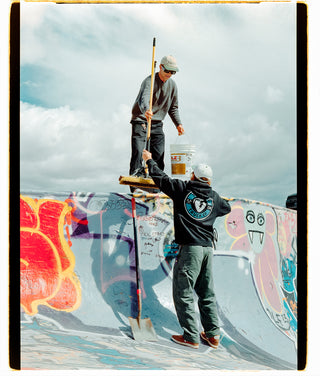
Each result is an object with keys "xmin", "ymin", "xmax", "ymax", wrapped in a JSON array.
[{"xmin": 20, "ymin": 196, "xmax": 81, "ymax": 315}]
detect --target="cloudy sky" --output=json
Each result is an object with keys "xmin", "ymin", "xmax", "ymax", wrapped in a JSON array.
[{"xmin": 20, "ymin": 1, "xmax": 297, "ymax": 207}]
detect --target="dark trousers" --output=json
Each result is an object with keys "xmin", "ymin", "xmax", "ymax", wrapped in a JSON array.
[
  {"xmin": 173, "ymin": 245, "xmax": 220, "ymax": 343},
  {"xmin": 129, "ymin": 121, "xmax": 165, "ymax": 175}
]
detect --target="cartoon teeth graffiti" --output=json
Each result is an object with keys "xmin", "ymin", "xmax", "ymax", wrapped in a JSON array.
[
  {"xmin": 245, "ymin": 209, "xmax": 266, "ymax": 253},
  {"xmin": 225, "ymin": 201, "xmax": 294, "ymax": 341}
]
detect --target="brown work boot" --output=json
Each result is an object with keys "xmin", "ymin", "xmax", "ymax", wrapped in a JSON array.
[
  {"xmin": 200, "ymin": 331, "xmax": 220, "ymax": 349},
  {"xmin": 171, "ymin": 335, "xmax": 199, "ymax": 349}
]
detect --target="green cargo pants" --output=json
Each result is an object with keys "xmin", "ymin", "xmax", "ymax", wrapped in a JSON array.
[{"xmin": 173, "ymin": 245, "xmax": 220, "ymax": 343}]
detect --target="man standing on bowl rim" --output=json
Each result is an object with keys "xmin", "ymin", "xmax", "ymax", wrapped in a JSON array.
[{"xmin": 129, "ymin": 55, "xmax": 185, "ymax": 179}]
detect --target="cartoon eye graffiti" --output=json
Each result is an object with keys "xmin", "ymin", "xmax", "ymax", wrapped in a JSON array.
[
  {"xmin": 257, "ymin": 213, "xmax": 265, "ymax": 226},
  {"xmin": 246, "ymin": 210, "xmax": 255, "ymax": 223}
]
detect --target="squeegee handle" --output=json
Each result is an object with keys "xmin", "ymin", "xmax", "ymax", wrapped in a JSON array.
[
  {"xmin": 131, "ymin": 197, "xmax": 142, "ymax": 319},
  {"xmin": 146, "ymin": 37, "xmax": 156, "ymax": 144}
]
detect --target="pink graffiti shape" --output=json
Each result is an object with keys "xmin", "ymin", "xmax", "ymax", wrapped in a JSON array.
[{"xmin": 227, "ymin": 204, "xmax": 282, "ymax": 313}]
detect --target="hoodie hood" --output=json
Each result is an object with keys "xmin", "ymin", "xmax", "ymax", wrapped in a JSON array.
[{"xmin": 186, "ymin": 180, "xmax": 213, "ymax": 200}]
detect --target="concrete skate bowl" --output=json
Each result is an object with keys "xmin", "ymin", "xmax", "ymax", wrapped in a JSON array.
[{"xmin": 20, "ymin": 191, "xmax": 298, "ymax": 370}]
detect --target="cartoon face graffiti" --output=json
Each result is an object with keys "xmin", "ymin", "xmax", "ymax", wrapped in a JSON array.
[
  {"xmin": 225, "ymin": 202, "xmax": 282, "ymax": 315},
  {"xmin": 244, "ymin": 208, "xmax": 266, "ymax": 254},
  {"xmin": 226, "ymin": 203, "xmax": 275, "ymax": 256}
]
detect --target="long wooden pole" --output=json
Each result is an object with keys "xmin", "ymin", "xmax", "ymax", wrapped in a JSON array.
[{"xmin": 145, "ymin": 37, "xmax": 156, "ymax": 151}]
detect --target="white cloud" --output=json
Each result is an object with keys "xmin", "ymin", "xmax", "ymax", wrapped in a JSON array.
[
  {"xmin": 20, "ymin": 1, "xmax": 48, "ymax": 28},
  {"xmin": 108, "ymin": 4, "xmax": 182, "ymax": 33},
  {"xmin": 20, "ymin": 2, "xmax": 53, "ymax": 64},
  {"xmin": 265, "ymin": 86, "xmax": 284, "ymax": 104},
  {"xmin": 20, "ymin": 101, "xmax": 132, "ymax": 193}
]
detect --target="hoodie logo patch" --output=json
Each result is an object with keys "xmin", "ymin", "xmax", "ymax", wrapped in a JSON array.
[{"xmin": 184, "ymin": 192, "xmax": 213, "ymax": 221}]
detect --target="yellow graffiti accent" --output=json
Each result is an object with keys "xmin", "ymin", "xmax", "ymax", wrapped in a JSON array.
[{"xmin": 20, "ymin": 259, "xmax": 29, "ymax": 267}]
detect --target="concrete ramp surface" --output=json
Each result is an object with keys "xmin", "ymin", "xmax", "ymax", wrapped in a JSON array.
[{"xmin": 20, "ymin": 191, "xmax": 297, "ymax": 370}]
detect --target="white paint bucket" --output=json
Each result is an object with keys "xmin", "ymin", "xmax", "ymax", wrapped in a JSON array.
[{"xmin": 170, "ymin": 143, "xmax": 196, "ymax": 180}]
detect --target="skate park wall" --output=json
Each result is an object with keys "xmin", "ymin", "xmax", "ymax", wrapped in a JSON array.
[{"xmin": 20, "ymin": 190, "xmax": 298, "ymax": 369}]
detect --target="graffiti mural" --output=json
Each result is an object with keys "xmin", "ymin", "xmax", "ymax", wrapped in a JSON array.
[
  {"xmin": 59, "ymin": 192, "xmax": 180, "ymax": 338},
  {"xmin": 20, "ymin": 195, "xmax": 82, "ymax": 315},
  {"xmin": 20, "ymin": 191, "xmax": 298, "ymax": 367},
  {"xmin": 222, "ymin": 200, "xmax": 297, "ymax": 344}
]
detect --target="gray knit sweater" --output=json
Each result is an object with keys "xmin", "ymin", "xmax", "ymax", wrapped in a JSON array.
[{"xmin": 131, "ymin": 72, "xmax": 182, "ymax": 127}]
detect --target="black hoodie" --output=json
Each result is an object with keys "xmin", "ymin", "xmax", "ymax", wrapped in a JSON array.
[{"xmin": 147, "ymin": 159, "xmax": 231, "ymax": 246}]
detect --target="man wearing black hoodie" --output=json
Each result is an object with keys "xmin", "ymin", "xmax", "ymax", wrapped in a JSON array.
[{"xmin": 142, "ymin": 149, "xmax": 231, "ymax": 349}]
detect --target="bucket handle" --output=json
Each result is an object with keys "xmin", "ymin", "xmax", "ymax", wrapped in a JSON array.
[{"xmin": 174, "ymin": 133, "xmax": 192, "ymax": 145}]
